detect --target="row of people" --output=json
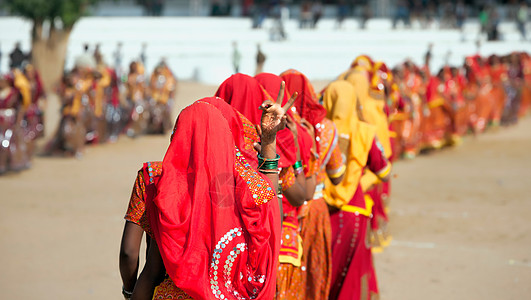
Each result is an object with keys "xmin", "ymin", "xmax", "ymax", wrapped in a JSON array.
[
  {"xmin": 0, "ymin": 64, "xmax": 45, "ymax": 174},
  {"xmin": 44, "ymin": 59, "xmax": 176, "ymax": 157},
  {"xmin": 386, "ymin": 51, "xmax": 531, "ymax": 160},
  {"xmin": 118, "ymin": 50, "xmax": 530, "ymax": 299},
  {"xmin": 118, "ymin": 64, "xmax": 396, "ymax": 299}
]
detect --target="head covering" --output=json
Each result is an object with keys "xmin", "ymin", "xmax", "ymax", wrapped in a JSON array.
[
  {"xmin": 351, "ymin": 55, "xmax": 374, "ymax": 70},
  {"xmin": 322, "ymin": 81, "xmax": 376, "ymax": 208},
  {"xmin": 279, "ymin": 69, "xmax": 327, "ymax": 127},
  {"xmin": 361, "ymin": 61, "xmax": 393, "ymax": 158},
  {"xmin": 148, "ymin": 97, "xmax": 280, "ymax": 300},
  {"xmin": 254, "ymin": 73, "xmax": 314, "ymax": 172},
  {"xmin": 215, "ymin": 73, "xmax": 297, "ymax": 169}
]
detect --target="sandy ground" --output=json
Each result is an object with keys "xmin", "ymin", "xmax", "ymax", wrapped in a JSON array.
[{"xmin": 1, "ymin": 81, "xmax": 530, "ymax": 299}]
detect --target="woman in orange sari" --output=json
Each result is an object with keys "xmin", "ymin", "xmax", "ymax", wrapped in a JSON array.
[
  {"xmin": 323, "ymin": 80, "xmax": 391, "ymax": 300},
  {"xmin": 132, "ymin": 95, "xmax": 293, "ymax": 299},
  {"xmin": 518, "ymin": 52, "xmax": 531, "ymax": 117},
  {"xmin": 400, "ymin": 63, "xmax": 425, "ymax": 159},
  {"xmin": 488, "ymin": 55, "xmax": 508, "ymax": 126},
  {"xmin": 281, "ymin": 69, "xmax": 345, "ymax": 300},
  {"xmin": 420, "ymin": 69, "xmax": 453, "ymax": 149},
  {"xmin": 255, "ymin": 73, "xmax": 318, "ymax": 300}
]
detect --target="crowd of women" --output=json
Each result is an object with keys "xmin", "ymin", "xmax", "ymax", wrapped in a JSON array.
[
  {"xmin": 0, "ymin": 54, "xmax": 177, "ymax": 174},
  {"xmin": 44, "ymin": 56, "xmax": 177, "ymax": 157},
  {"xmin": 118, "ymin": 51, "xmax": 530, "ymax": 300},
  {"xmin": 0, "ymin": 63, "xmax": 45, "ymax": 174}
]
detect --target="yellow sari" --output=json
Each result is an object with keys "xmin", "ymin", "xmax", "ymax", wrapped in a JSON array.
[{"xmin": 322, "ymin": 80, "xmax": 376, "ymax": 208}]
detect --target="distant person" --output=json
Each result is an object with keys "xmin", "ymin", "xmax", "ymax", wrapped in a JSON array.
[
  {"xmin": 113, "ymin": 42, "xmax": 123, "ymax": 77},
  {"xmin": 232, "ymin": 41, "xmax": 241, "ymax": 73},
  {"xmin": 360, "ymin": 3, "xmax": 371, "ymax": 29},
  {"xmin": 479, "ymin": 6, "xmax": 489, "ymax": 37},
  {"xmin": 392, "ymin": 0, "xmax": 411, "ymax": 29},
  {"xmin": 455, "ymin": 0, "xmax": 466, "ymax": 30},
  {"xmin": 517, "ymin": 2, "xmax": 528, "ymax": 41},
  {"xmin": 255, "ymin": 44, "xmax": 266, "ymax": 75},
  {"xmin": 9, "ymin": 42, "xmax": 26, "ymax": 69},
  {"xmin": 487, "ymin": 6, "xmax": 500, "ymax": 41},
  {"xmin": 93, "ymin": 43, "xmax": 103, "ymax": 65},
  {"xmin": 312, "ymin": 1, "xmax": 323, "ymax": 28},
  {"xmin": 336, "ymin": 0, "xmax": 349, "ymax": 29},
  {"xmin": 140, "ymin": 43, "xmax": 147, "ymax": 66},
  {"xmin": 300, "ymin": 1, "xmax": 313, "ymax": 29}
]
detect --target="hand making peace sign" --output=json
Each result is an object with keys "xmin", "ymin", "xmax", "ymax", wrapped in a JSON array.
[{"xmin": 259, "ymin": 81, "xmax": 298, "ymax": 142}]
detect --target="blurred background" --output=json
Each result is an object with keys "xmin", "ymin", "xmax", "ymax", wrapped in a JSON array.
[{"xmin": 0, "ymin": 0, "xmax": 530, "ymax": 299}]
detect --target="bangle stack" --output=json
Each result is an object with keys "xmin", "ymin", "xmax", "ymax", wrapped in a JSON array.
[
  {"xmin": 293, "ymin": 160, "xmax": 304, "ymax": 175},
  {"xmin": 258, "ymin": 153, "xmax": 280, "ymax": 174},
  {"xmin": 122, "ymin": 286, "xmax": 133, "ymax": 300}
]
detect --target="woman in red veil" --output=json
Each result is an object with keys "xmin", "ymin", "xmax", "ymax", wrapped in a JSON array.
[{"xmin": 132, "ymin": 93, "xmax": 296, "ymax": 299}]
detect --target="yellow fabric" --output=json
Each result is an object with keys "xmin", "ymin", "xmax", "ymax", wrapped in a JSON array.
[
  {"xmin": 66, "ymin": 79, "xmax": 92, "ymax": 117},
  {"xmin": 323, "ymin": 80, "xmax": 376, "ymax": 208},
  {"xmin": 344, "ymin": 70, "xmax": 393, "ymax": 159},
  {"xmin": 428, "ymin": 97, "xmax": 445, "ymax": 109},
  {"xmin": 340, "ymin": 194, "xmax": 374, "ymax": 217},
  {"xmin": 94, "ymin": 66, "xmax": 111, "ymax": 118},
  {"xmin": 360, "ymin": 171, "xmax": 380, "ymax": 192},
  {"xmin": 278, "ymin": 235, "xmax": 303, "ymax": 267},
  {"xmin": 13, "ymin": 69, "xmax": 31, "ymax": 109}
]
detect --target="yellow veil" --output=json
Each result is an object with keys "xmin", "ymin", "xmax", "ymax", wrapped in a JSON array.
[{"xmin": 322, "ymin": 80, "xmax": 376, "ymax": 208}]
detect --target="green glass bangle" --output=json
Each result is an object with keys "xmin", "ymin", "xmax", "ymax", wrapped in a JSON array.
[
  {"xmin": 293, "ymin": 160, "xmax": 303, "ymax": 170},
  {"xmin": 258, "ymin": 154, "xmax": 280, "ymax": 170}
]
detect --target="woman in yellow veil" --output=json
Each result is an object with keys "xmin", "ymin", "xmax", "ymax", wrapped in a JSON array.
[{"xmin": 323, "ymin": 80, "xmax": 390, "ymax": 300}]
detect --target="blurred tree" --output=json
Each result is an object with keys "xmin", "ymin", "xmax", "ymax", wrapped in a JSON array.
[{"xmin": 3, "ymin": 0, "xmax": 99, "ymax": 92}]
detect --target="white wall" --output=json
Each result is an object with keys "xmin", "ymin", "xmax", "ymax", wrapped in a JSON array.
[{"xmin": 0, "ymin": 17, "xmax": 529, "ymax": 85}]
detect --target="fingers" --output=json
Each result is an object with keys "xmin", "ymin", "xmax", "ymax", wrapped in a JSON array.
[
  {"xmin": 276, "ymin": 81, "xmax": 286, "ymax": 105},
  {"xmin": 253, "ymin": 142, "xmax": 262, "ymax": 153},
  {"xmin": 256, "ymin": 124, "xmax": 263, "ymax": 137},
  {"xmin": 259, "ymin": 100, "xmax": 274, "ymax": 111},
  {"xmin": 282, "ymin": 92, "xmax": 298, "ymax": 113}
]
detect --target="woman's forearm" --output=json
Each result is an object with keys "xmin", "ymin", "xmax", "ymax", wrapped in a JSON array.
[{"xmin": 260, "ymin": 137, "xmax": 278, "ymax": 193}]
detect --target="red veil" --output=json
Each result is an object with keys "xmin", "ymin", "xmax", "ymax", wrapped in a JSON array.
[
  {"xmin": 215, "ymin": 73, "xmax": 297, "ymax": 168},
  {"xmin": 254, "ymin": 73, "xmax": 314, "ymax": 171},
  {"xmin": 280, "ymin": 69, "xmax": 327, "ymax": 127},
  {"xmin": 147, "ymin": 97, "xmax": 281, "ymax": 299}
]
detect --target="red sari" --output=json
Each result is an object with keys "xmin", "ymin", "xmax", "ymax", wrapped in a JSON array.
[
  {"xmin": 281, "ymin": 69, "xmax": 335, "ymax": 300},
  {"xmin": 323, "ymin": 81, "xmax": 390, "ymax": 300},
  {"xmin": 254, "ymin": 73, "xmax": 315, "ymax": 300},
  {"xmin": 147, "ymin": 97, "xmax": 281, "ymax": 300}
]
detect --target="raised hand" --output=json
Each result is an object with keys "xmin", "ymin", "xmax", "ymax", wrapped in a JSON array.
[
  {"xmin": 300, "ymin": 118, "xmax": 315, "ymax": 140},
  {"xmin": 259, "ymin": 81, "xmax": 298, "ymax": 142}
]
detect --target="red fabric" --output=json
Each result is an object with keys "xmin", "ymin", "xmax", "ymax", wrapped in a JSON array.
[
  {"xmin": 254, "ymin": 73, "xmax": 313, "ymax": 170},
  {"xmin": 215, "ymin": 73, "xmax": 297, "ymax": 168},
  {"xmin": 366, "ymin": 140, "xmax": 388, "ymax": 175},
  {"xmin": 425, "ymin": 76, "xmax": 440, "ymax": 103},
  {"xmin": 329, "ymin": 209, "xmax": 373, "ymax": 300},
  {"xmin": 280, "ymin": 69, "xmax": 327, "ymax": 127},
  {"xmin": 147, "ymin": 97, "xmax": 280, "ymax": 300}
]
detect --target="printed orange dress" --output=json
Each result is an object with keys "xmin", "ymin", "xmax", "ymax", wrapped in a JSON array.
[
  {"xmin": 124, "ymin": 161, "xmax": 193, "ymax": 300},
  {"xmin": 281, "ymin": 69, "xmax": 342, "ymax": 300},
  {"xmin": 420, "ymin": 75, "xmax": 452, "ymax": 149}
]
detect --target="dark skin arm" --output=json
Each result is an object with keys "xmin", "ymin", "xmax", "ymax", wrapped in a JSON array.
[
  {"xmin": 119, "ymin": 221, "xmax": 144, "ymax": 293},
  {"xmin": 131, "ymin": 241, "xmax": 166, "ymax": 300},
  {"xmin": 281, "ymin": 117, "xmax": 307, "ymax": 207},
  {"xmin": 329, "ymin": 173, "xmax": 345, "ymax": 185},
  {"xmin": 299, "ymin": 119, "xmax": 317, "ymax": 200},
  {"xmin": 257, "ymin": 81, "xmax": 298, "ymax": 215}
]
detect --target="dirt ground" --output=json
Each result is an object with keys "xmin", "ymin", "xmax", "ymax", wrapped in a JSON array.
[{"xmin": 0, "ymin": 81, "xmax": 530, "ymax": 299}]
